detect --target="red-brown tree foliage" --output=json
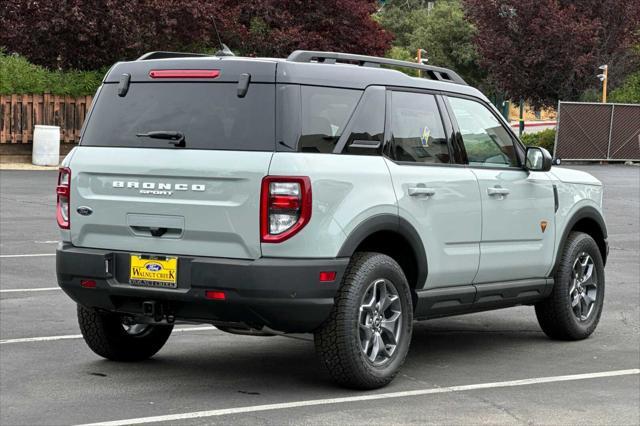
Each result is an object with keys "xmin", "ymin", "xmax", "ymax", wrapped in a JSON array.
[
  {"xmin": 0, "ymin": 0, "xmax": 392, "ymax": 70},
  {"xmin": 464, "ymin": 0, "xmax": 640, "ymax": 107}
]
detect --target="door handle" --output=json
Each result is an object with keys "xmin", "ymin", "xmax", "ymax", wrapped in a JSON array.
[
  {"xmin": 487, "ymin": 186, "xmax": 510, "ymax": 196},
  {"xmin": 408, "ymin": 187, "xmax": 436, "ymax": 197}
]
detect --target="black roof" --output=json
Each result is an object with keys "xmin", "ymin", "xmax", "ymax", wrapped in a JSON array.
[{"xmin": 104, "ymin": 50, "xmax": 486, "ymax": 100}]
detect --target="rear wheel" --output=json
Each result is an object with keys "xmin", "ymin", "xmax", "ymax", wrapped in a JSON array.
[
  {"xmin": 535, "ymin": 232, "xmax": 605, "ymax": 340},
  {"xmin": 314, "ymin": 252, "xmax": 413, "ymax": 389},
  {"xmin": 77, "ymin": 305, "xmax": 173, "ymax": 361}
]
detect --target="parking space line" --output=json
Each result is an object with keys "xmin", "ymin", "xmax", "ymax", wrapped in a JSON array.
[
  {"xmin": 0, "ymin": 326, "xmax": 217, "ymax": 345},
  {"xmin": 78, "ymin": 369, "xmax": 640, "ymax": 426},
  {"xmin": 0, "ymin": 253, "xmax": 55, "ymax": 258},
  {"xmin": 1, "ymin": 287, "xmax": 61, "ymax": 293},
  {"xmin": 1, "ymin": 334, "xmax": 83, "ymax": 344}
]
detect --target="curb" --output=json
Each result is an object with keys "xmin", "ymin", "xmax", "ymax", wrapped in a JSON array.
[{"xmin": 0, "ymin": 163, "xmax": 59, "ymax": 170}]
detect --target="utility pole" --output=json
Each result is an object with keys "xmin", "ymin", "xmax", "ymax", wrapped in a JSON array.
[{"xmin": 597, "ymin": 65, "xmax": 608, "ymax": 103}]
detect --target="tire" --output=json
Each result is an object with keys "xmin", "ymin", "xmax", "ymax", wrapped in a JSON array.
[
  {"xmin": 535, "ymin": 232, "xmax": 605, "ymax": 340},
  {"xmin": 314, "ymin": 252, "xmax": 413, "ymax": 389},
  {"xmin": 77, "ymin": 305, "xmax": 173, "ymax": 361}
]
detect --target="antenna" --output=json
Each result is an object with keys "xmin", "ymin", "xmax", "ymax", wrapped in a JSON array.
[{"xmin": 212, "ymin": 18, "xmax": 234, "ymax": 57}]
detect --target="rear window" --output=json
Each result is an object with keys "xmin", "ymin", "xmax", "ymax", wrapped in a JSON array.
[
  {"xmin": 297, "ymin": 87, "xmax": 361, "ymax": 153},
  {"xmin": 81, "ymin": 83, "xmax": 275, "ymax": 151}
]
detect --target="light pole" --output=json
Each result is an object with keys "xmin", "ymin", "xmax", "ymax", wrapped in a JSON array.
[
  {"xmin": 415, "ymin": 49, "xmax": 427, "ymax": 77},
  {"xmin": 597, "ymin": 65, "xmax": 608, "ymax": 103}
]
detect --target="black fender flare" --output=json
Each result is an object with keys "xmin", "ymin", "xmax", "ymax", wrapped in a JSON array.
[
  {"xmin": 337, "ymin": 214, "xmax": 428, "ymax": 289},
  {"xmin": 553, "ymin": 205, "xmax": 608, "ymax": 274}
]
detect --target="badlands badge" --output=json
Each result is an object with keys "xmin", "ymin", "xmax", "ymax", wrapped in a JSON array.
[{"xmin": 540, "ymin": 220, "xmax": 548, "ymax": 233}]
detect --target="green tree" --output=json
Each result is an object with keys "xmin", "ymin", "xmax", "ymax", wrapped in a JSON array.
[
  {"xmin": 407, "ymin": 0, "xmax": 485, "ymax": 88},
  {"xmin": 377, "ymin": 0, "xmax": 432, "ymax": 47},
  {"xmin": 379, "ymin": 0, "xmax": 485, "ymax": 88}
]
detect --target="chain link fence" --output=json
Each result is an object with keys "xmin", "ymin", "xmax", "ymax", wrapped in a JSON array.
[{"xmin": 554, "ymin": 102, "xmax": 640, "ymax": 161}]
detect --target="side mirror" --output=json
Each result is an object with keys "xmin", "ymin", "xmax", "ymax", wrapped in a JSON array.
[{"xmin": 525, "ymin": 146, "xmax": 552, "ymax": 172}]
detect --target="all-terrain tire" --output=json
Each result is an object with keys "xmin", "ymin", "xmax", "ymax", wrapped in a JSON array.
[
  {"xmin": 77, "ymin": 305, "xmax": 173, "ymax": 361},
  {"xmin": 535, "ymin": 232, "xmax": 605, "ymax": 340},
  {"xmin": 314, "ymin": 252, "xmax": 413, "ymax": 389}
]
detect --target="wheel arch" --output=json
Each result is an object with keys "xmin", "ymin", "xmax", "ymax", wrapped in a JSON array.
[
  {"xmin": 553, "ymin": 206, "xmax": 608, "ymax": 275},
  {"xmin": 337, "ymin": 214, "xmax": 428, "ymax": 299}
]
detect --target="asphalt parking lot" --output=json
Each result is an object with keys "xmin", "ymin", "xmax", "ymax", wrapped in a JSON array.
[{"xmin": 1, "ymin": 164, "xmax": 638, "ymax": 426}]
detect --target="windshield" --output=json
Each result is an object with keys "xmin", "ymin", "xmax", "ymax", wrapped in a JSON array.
[{"xmin": 81, "ymin": 83, "xmax": 275, "ymax": 151}]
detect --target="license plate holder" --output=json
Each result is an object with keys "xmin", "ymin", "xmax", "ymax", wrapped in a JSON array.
[{"xmin": 129, "ymin": 254, "xmax": 178, "ymax": 289}]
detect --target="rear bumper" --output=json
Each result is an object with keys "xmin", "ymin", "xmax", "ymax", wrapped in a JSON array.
[{"xmin": 56, "ymin": 243, "xmax": 348, "ymax": 333}]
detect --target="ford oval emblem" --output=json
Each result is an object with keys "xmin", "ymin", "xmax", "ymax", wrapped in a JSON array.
[
  {"xmin": 77, "ymin": 206, "xmax": 93, "ymax": 216},
  {"xmin": 145, "ymin": 263, "xmax": 162, "ymax": 272}
]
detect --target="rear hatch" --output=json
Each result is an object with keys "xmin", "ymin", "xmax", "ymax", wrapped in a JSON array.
[{"xmin": 68, "ymin": 57, "xmax": 277, "ymax": 259}]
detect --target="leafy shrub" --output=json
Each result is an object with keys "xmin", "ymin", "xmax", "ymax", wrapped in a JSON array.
[
  {"xmin": 609, "ymin": 72, "xmax": 640, "ymax": 103},
  {"xmin": 520, "ymin": 128, "xmax": 556, "ymax": 153},
  {"xmin": 0, "ymin": 51, "xmax": 104, "ymax": 96},
  {"xmin": 579, "ymin": 87, "xmax": 601, "ymax": 103}
]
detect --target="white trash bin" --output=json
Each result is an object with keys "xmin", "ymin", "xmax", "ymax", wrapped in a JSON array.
[{"xmin": 32, "ymin": 125, "xmax": 61, "ymax": 166}]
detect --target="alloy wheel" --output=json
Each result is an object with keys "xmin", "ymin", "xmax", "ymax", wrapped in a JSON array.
[
  {"xmin": 570, "ymin": 252, "xmax": 598, "ymax": 321},
  {"xmin": 358, "ymin": 279, "xmax": 402, "ymax": 365}
]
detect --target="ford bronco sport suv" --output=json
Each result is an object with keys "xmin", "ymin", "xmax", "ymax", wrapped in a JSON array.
[{"xmin": 56, "ymin": 50, "xmax": 608, "ymax": 389}]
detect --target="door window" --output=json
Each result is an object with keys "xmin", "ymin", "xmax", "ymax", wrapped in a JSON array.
[
  {"xmin": 390, "ymin": 92, "xmax": 450, "ymax": 164},
  {"xmin": 448, "ymin": 97, "xmax": 518, "ymax": 167}
]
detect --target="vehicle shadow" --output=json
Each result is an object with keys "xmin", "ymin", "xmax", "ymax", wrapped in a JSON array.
[{"xmin": 83, "ymin": 315, "xmax": 552, "ymax": 394}]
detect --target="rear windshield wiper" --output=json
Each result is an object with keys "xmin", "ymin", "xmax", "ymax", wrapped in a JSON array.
[{"xmin": 136, "ymin": 131, "xmax": 186, "ymax": 147}]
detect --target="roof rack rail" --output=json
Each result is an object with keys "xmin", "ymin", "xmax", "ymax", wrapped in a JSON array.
[
  {"xmin": 137, "ymin": 51, "xmax": 212, "ymax": 61},
  {"xmin": 287, "ymin": 50, "xmax": 467, "ymax": 85}
]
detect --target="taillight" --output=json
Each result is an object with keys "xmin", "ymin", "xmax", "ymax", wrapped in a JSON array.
[
  {"xmin": 205, "ymin": 290, "xmax": 226, "ymax": 300},
  {"xmin": 319, "ymin": 271, "xmax": 337, "ymax": 282},
  {"xmin": 56, "ymin": 167, "xmax": 71, "ymax": 229},
  {"xmin": 80, "ymin": 280, "xmax": 96, "ymax": 289},
  {"xmin": 260, "ymin": 176, "xmax": 312, "ymax": 243}
]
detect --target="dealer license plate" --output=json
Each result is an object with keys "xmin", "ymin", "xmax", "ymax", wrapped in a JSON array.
[{"xmin": 129, "ymin": 255, "xmax": 178, "ymax": 289}]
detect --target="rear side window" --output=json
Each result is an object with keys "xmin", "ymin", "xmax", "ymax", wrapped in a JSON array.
[
  {"xmin": 81, "ymin": 83, "xmax": 275, "ymax": 151},
  {"xmin": 343, "ymin": 86, "xmax": 385, "ymax": 155},
  {"xmin": 390, "ymin": 91, "xmax": 449, "ymax": 164},
  {"xmin": 297, "ymin": 87, "xmax": 361, "ymax": 153}
]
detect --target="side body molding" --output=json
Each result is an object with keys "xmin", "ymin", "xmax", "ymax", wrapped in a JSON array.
[{"xmin": 337, "ymin": 214, "xmax": 428, "ymax": 289}]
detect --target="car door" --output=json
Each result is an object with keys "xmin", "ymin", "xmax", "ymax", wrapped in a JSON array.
[
  {"xmin": 384, "ymin": 90, "xmax": 482, "ymax": 289},
  {"xmin": 445, "ymin": 95, "xmax": 556, "ymax": 283}
]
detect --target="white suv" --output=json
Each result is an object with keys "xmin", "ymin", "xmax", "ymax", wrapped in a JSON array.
[{"xmin": 56, "ymin": 50, "xmax": 608, "ymax": 389}]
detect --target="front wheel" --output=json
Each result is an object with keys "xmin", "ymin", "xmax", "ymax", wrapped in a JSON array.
[
  {"xmin": 314, "ymin": 252, "xmax": 413, "ymax": 389},
  {"xmin": 77, "ymin": 305, "xmax": 173, "ymax": 361},
  {"xmin": 535, "ymin": 232, "xmax": 605, "ymax": 340}
]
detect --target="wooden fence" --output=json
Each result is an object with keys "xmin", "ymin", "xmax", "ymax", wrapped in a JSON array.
[{"xmin": 0, "ymin": 94, "xmax": 93, "ymax": 144}]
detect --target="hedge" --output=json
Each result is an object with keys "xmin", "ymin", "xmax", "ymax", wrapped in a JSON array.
[
  {"xmin": 520, "ymin": 128, "xmax": 556, "ymax": 154},
  {"xmin": 0, "ymin": 51, "xmax": 104, "ymax": 97},
  {"xmin": 609, "ymin": 72, "xmax": 640, "ymax": 103}
]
